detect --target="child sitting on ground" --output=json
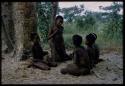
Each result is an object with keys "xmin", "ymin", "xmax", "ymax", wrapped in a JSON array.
[
  {"xmin": 30, "ymin": 32, "xmax": 48, "ymax": 61},
  {"xmin": 29, "ymin": 32, "xmax": 57, "ymax": 70},
  {"xmin": 85, "ymin": 33, "xmax": 103, "ymax": 69},
  {"xmin": 60, "ymin": 35, "xmax": 91, "ymax": 76},
  {"xmin": 90, "ymin": 33, "xmax": 103, "ymax": 64}
]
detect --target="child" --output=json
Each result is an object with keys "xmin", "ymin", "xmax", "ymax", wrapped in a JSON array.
[
  {"xmin": 85, "ymin": 33, "xmax": 103, "ymax": 69},
  {"xmin": 90, "ymin": 33, "xmax": 103, "ymax": 64},
  {"xmin": 29, "ymin": 32, "xmax": 57, "ymax": 70},
  {"xmin": 48, "ymin": 15, "xmax": 71, "ymax": 62},
  {"xmin": 90, "ymin": 33, "xmax": 100, "ymax": 64},
  {"xmin": 30, "ymin": 32, "xmax": 48, "ymax": 60},
  {"xmin": 60, "ymin": 35, "xmax": 91, "ymax": 76},
  {"xmin": 85, "ymin": 33, "xmax": 96, "ymax": 69}
]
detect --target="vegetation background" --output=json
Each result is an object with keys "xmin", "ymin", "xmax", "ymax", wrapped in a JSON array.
[{"xmin": 37, "ymin": 2, "xmax": 123, "ymax": 53}]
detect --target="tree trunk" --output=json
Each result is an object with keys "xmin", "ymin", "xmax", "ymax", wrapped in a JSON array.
[
  {"xmin": 1, "ymin": 2, "xmax": 15, "ymax": 53},
  {"xmin": 49, "ymin": 2, "xmax": 58, "ymax": 62},
  {"xmin": 50, "ymin": 2, "xmax": 58, "ymax": 27},
  {"xmin": 12, "ymin": 2, "xmax": 37, "ymax": 60}
]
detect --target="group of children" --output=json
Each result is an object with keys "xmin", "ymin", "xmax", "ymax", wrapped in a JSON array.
[
  {"xmin": 60, "ymin": 33, "xmax": 101, "ymax": 76},
  {"xmin": 29, "ymin": 15, "xmax": 103, "ymax": 76}
]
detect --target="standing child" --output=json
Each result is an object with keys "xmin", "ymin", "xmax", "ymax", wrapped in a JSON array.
[
  {"xmin": 48, "ymin": 16, "xmax": 70, "ymax": 62},
  {"xmin": 60, "ymin": 35, "xmax": 91, "ymax": 76}
]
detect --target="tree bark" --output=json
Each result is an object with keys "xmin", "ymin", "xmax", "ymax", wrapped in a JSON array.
[
  {"xmin": 49, "ymin": 2, "xmax": 58, "ymax": 62},
  {"xmin": 12, "ymin": 2, "xmax": 37, "ymax": 60},
  {"xmin": 1, "ymin": 2, "xmax": 15, "ymax": 53}
]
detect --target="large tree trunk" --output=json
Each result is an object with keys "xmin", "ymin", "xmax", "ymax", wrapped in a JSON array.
[
  {"xmin": 1, "ymin": 2, "xmax": 15, "ymax": 53},
  {"xmin": 50, "ymin": 2, "xmax": 58, "ymax": 27},
  {"xmin": 12, "ymin": 2, "xmax": 37, "ymax": 60},
  {"xmin": 49, "ymin": 2, "xmax": 58, "ymax": 62}
]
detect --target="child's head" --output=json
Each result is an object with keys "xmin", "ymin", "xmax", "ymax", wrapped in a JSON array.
[
  {"xmin": 85, "ymin": 33, "xmax": 97, "ymax": 46},
  {"xmin": 91, "ymin": 33, "xmax": 97, "ymax": 40},
  {"xmin": 30, "ymin": 32, "xmax": 40, "ymax": 42},
  {"xmin": 55, "ymin": 15, "xmax": 63, "ymax": 26},
  {"xmin": 72, "ymin": 34, "xmax": 82, "ymax": 47}
]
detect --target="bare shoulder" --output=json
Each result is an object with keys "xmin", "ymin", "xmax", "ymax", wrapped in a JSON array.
[{"xmin": 75, "ymin": 46, "xmax": 87, "ymax": 54}]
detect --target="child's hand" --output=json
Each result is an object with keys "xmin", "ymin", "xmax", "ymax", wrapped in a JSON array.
[{"xmin": 48, "ymin": 28, "xmax": 58, "ymax": 40}]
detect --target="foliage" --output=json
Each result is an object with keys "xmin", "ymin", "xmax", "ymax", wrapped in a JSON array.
[
  {"xmin": 38, "ymin": 2, "xmax": 123, "ymax": 52},
  {"xmin": 59, "ymin": 5, "xmax": 84, "ymax": 23},
  {"xmin": 100, "ymin": 2, "xmax": 123, "ymax": 39},
  {"xmin": 75, "ymin": 11, "xmax": 96, "ymax": 32},
  {"xmin": 37, "ymin": 2, "xmax": 52, "ymax": 43},
  {"xmin": 60, "ymin": 2, "xmax": 123, "ymax": 51}
]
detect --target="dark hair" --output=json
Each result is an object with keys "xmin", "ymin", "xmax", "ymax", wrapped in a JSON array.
[
  {"xmin": 72, "ymin": 34, "xmax": 82, "ymax": 46},
  {"xmin": 55, "ymin": 15, "xmax": 63, "ymax": 20},
  {"xmin": 91, "ymin": 33, "xmax": 97, "ymax": 40},
  {"xmin": 86, "ymin": 33, "xmax": 97, "ymax": 45},
  {"xmin": 30, "ymin": 32, "xmax": 39, "ymax": 41}
]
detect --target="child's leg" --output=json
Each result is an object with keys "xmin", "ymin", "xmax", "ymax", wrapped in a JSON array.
[
  {"xmin": 80, "ymin": 68, "xmax": 90, "ymax": 75},
  {"xmin": 61, "ymin": 64, "xmax": 81, "ymax": 76},
  {"xmin": 32, "ymin": 61, "xmax": 51, "ymax": 70},
  {"xmin": 60, "ymin": 68, "xmax": 68, "ymax": 74},
  {"xmin": 44, "ymin": 55, "xmax": 57, "ymax": 67},
  {"xmin": 60, "ymin": 64, "xmax": 74, "ymax": 74},
  {"xmin": 67, "ymin": 64, "xmax": 81, "ymax": 76}
]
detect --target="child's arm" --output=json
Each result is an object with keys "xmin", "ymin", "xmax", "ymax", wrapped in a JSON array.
[
  {"xmin": 48, "ymin": 28, "xmax": 52, "ymax": 38},
  {"xmin": 73, "ymin": 50, "xmax": 80, "ymax": 65},
  {"xmin": 48, "ymin": 28, "xmax": 58, "ymax": 40},
  {"xmin": 95, "ymin": 44, "xmax": 100, "ymax": 59}
]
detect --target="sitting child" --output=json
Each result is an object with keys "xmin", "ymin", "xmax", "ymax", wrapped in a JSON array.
[
  {"xmin": 90, "ymin": 33, "xmax": 103, "ymax": 64},
  {"xmin": 60, "ymin": 35, "xmax": 91, "ymax": 76},
  {"xmin": 29, "ymin": 32, "xmax": 57, "ymax": 70},
  {"xmin": 85, "ymin": 33, "xmax": 103, "ymax": 69},
  {"xmin": 30, "ymin": 32, "xmax": 48, "ymax": 60}
]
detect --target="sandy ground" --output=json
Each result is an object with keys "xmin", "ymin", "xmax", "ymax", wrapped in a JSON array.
[{"xmin": 1, "ymin": 50, "xmax": 123, "ymax": 84}]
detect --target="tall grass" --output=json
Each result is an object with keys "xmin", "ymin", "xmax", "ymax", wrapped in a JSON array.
[
  {"xmin": 63, "ymin": 22, "xmax": 122, "ymax": 53},
  {"xmin": 41, "ymin": 22, "xmax": 122, "ymax": 54}
]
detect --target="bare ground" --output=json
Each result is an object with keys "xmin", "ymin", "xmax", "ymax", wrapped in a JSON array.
[{"xmin": 1, "ymin": 50, "xmax": 123, "ymax": 84}]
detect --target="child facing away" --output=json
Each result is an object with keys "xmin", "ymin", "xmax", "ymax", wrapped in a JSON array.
[
  {"xmin": 60, "ymin": 35, "xmax": 91, "ymax": 76},
  {"xmin": 91, "ymin": 33, "xmax": 103, "ymax": 64},
  {"xmin": 85, "ymin": 33, "xmax": 103, "ymax": 69}
]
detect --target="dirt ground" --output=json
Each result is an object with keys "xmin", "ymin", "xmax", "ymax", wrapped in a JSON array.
[{"xmin": 1, "ymin": 49, "xmax": 123, "ymax": 84}]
